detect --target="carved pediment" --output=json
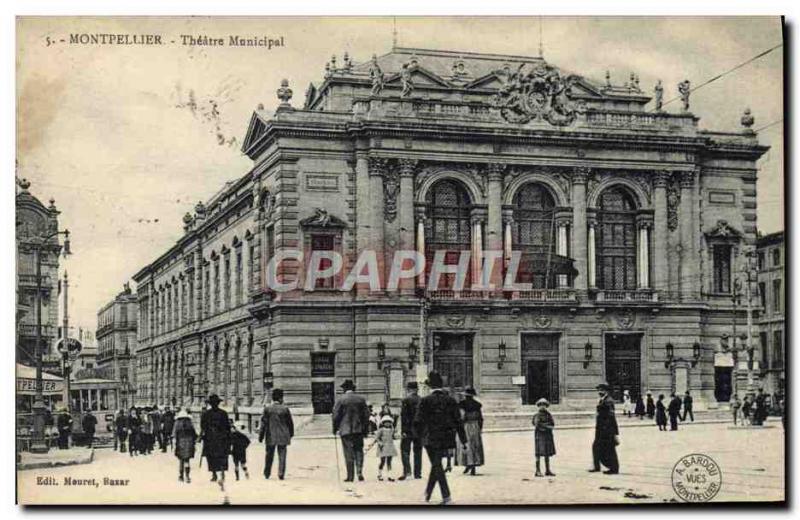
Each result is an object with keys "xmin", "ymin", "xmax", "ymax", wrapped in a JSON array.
[
  {"xmin": 299, "ymin": 207, "xmax": 347, "ymax": 228},
  {"xmin": 241, "ymin": 113, "xmax": 268, "ymax": 154},
  {"xmin": 705, "ymin": 220, "xmax": 743, "ymax": 240},
  {"xmin": 385, "ymin": 65, "xmax": 450, "ymax": 88}
]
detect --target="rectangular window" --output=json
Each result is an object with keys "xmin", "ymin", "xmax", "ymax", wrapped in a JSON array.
[
  {"xmin": 757, "ymin": 251, "xmax": 765, "ymax": 270},
  {"xmin": 760, "ymin": 331, "xmax": 769, "ymax": 368},
  {"xmin": 204, "ymin": 270, "xmax": 210, "ymax": 318},
  {"xmin": 311, "ymin": 234, "xmax": 335, "ymax": 289},
  {"xmin": 772, "ymin": 330, "xmax": 783, "ymax": 369},
  {"xmin": 772, "ymin": 248, "xmax": 781, "ymax": 267},
  {"xmin": 759, "ymin": 282, "xmax": 766, "ymax": 310},
  {"xmin": 772, "ymin": 279, "xmax": 782, "ymax": 313},
  {"xmin": 712, "ymin": 245, "xmax": 732, "ymax": 294},
  {"xmin": 236, "ymin": 251, "xmax": 243, "ymax": 306},
  {"xmin": 311, "ymin": 352, "xmax": 336, "ymax": 377},
  {"xmin": 213, "ymin": 261, "xmax": 220, "ymax": 313},
  {"xmin": 249, "ymin": 244, "xmax": 256, "ymax": 290},
  {"xmin": 224, "ymin": 256, "xmax": 231, "ymax": 310}
]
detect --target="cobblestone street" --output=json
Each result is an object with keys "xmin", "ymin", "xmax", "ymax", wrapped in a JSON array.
[{"xmin": 18, "ymin": 420, "xmax": 785, "ymax": 505}]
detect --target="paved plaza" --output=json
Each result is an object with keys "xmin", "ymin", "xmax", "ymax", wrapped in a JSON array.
[{"xmin": 18, "ymin": 420, "xmax": 784, "ymax": 505}]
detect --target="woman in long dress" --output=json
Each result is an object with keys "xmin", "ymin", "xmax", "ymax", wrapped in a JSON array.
[
  {"xmin": 455, "ymin": 387, "xmax": 484, "ymax": 476},
  {"xmin": 200, "ymin": 394, "xmax": 231, "ymax": 490}
]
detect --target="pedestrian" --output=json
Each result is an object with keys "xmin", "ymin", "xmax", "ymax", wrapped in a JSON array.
[
  {"xmin": 56, "ymin": 408, "xmax": 72, "ymax": 450},
  {"xmin": 754, "ymin": 388, "xmax": 768, "ymax": 426},
  {"xmin": 379, "ymin": 402, "xmax": 398, "ymax": 428},
  {"xmin": 634, "ymin": 395, "xmax": 645, "ymax": 420},
  {"xmin": 399, "ymin": 381, "xmax": 423, "ymax": 481},
  {"xmin": 229, "ymin": 421, "xmax": 251, "ymax": 481},
  {"xmin": 200, "ymin": 394, "xmax": 231, "ymax": 490},
  {"xmin": 532, "ymin": 397, "xmax": 556, "ymax": 477},
  {"xmin": 161, "ymin": 406, "xmax": 175, "ymax": 451},
  {"xmin": 367, "ymin": 404, "xmax": 378, "ymax": 435},
  {"xmin": 373, "ymin": 415, "xmax": 398, "ymax": 481},
  {"xmin": 414, "ymin": 371, "xmax": 468, "ymax": 505},
  {"xmin": 82, "ymin": 412, "xmax": 97, "ymax": 448},
  {"xmin": 668, "ymin": 393, "xmax": 682, "ymax": 431},
  {"xmin": 127, "ymin": 407, "xmax": 141, "ymax": 456},
  {"xmin": 655, "ymin": 394, "xmax": 668, "ymax": 431},
  {"xmin": 731, "ymin": 395, "xmax": 742, "ymax": 425},
  {"xmin": 622, "ymin": 390, "xmax": 632, "ymax": 418},
  {"xmin": 173, "ymin": 409, "xmax": 197, "ymax": 483},
  {"xmin": 456, "ymin": 386, "xmax": 484, "ymax": 476},
  {"xmin": 114, "ymin": 409, "xmax": 128, "ymax": 452},
  {"xmin": 681, "ymin": 391, "xmax": 694, "ymax": 422},
  {"xmin": 588, "ymin": 382, "xmax": 620, "ymax": 475},
  {"xmin": 141, "ymin": 407, "xmax": 154, "ymax": 454},
  {"xmin": 150, "ymin": 405, "xmax": 163, "ymax": 452},
  {"xmin": 645, "ymin": 392, "xmax": 655, "ymax": 420},
  {"xmin": 332, "ymin": 379, "xmax": 370, "ymax": 483},
  {"xmin": 742, "ymin": 395, "xmax": 752, "ymax": 425},
  {"xmin": 259, "ymin": 388, "xmax": 294, "ymax": 480}
]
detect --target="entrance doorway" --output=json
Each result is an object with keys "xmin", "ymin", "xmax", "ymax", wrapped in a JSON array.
[
  {"xmin": 604, "ymin": 333, "xmax": 642, "ymax": 402},
  {"xmin": 714, "ymin": 367, "xmax": 732, "ymax": 402},
  {"xmin": 521, "ymin": 333, "xmax": 560, "ymax": 404},
  {"xmin": 311, "ymin": 382, "xmax": 334, "ymax": 414},
  {"xmin": 433, "ymin": 333, "xmax": 474, "ymax": 393}
]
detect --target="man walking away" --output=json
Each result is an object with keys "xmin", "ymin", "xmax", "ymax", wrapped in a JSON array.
[
  {"xmin": 161, "ymin": 406, "xmax": 175, "ymax": 451},
  {"xmin": 260, "ymin": 388, "xmax": 294, "ymax": 480},
  {"xmin": 114, "ymin": 409, "xmax": 128, "ymax": 452},
  {"xmin": 200, "ymin": 394, "xmax": 231, "ymax": 491},
  {"xmin": 82, "ymin": 412, "xmax": 97, "ymax": 448},
  {"xmin": 414, "ymin": 371, "xmax": 467, "ymax": 505},
  {"xmin": 668, "ymin": 393, "xmax": 682, "ymax": 431},
  {"xmin": 589, "ymin": 382, "xmax": 620, "ymax": 475},
  {"xmin": 151, "ymin": 406, "xmax": 163, "ymax": 452},
  {"xmin": 332, "ymin": 379, "xmax": 370, "ymax": 483},
  {"xmin": 56, "ymin": 408, "xmax": 73, "ymax": 450},
  {"xmin": 681, "ymin": 391, "xmax": 694, "ymax": 422},
  {"xmin": 399, "ymin": 381, "xmax": 423, "ymax": 480},
  {"xmin": 731, "ymin": 395, "xmax": 741, "ymax": 425}
]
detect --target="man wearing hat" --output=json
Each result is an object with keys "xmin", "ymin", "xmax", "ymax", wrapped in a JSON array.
[
  {"xmin": 259, "ymin": 388, "xmax": 294, "ymax": 480},
  {"xmin": 332, "ymin": 379, "xmax": 370, "ymax": 482},
  {"xmin": 413, "ymin": 371, "xmax": 467, "ymax": 505},
  {"xmin": 399, "ymin": 381, "xmax": 423, "ymax": 480},
  {"xmin": 589, "ymin": 382, "xmax": 620, "ymax": 475},
  {"xmin": 200, "ymin": 394, "xmax": 231, "ymax": 490}
]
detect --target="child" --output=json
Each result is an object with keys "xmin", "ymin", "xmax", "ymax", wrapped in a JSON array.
[
  {"xmin": 374, "ymin": 415, "xmax": 398, "ymax": 481},
  {"xmin": 173, "ymin": 409, "xmax": 197, "ymax": 483},
  {"xmin": 532, "ymin": 398, "xmax": 555, "ymax": 477},
  {"xmin": 634, "ymin": 395, "xmax": 646, "ymax": 420},
  {"xmin": 622, "ymin": 390, "xmax": 632, "ymax": 417},
  {"xmin": 655, "ymin": 394, "xmax": 668, "ymax": 431},
  {"xmin": 230, "ymin": 422, "xmax": 251, "ymax": 481}
]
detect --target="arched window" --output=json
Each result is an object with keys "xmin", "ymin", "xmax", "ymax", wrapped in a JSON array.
[
  {"xmin": 596, "ymin": 186, "xmax": 637, "ymax": 290},
  {"xmin": 425, "ymin": 180, "xmax": 472, "ymax": 289},
  {"xmin": 512, "ymin": 183, "xmax": 557, "ymax": 288}
]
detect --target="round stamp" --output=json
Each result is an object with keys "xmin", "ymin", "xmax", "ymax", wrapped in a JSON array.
[{"xmin": 671, "ymin": 453, "xmax": 722, "ymax": 502}]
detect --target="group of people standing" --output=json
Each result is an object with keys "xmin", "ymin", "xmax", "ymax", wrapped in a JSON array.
[
  {"xmin": 620, "ymin": 389, "xmax": 694, "ymax": 431},
  {"xmin": 113, "ymin": 405, "xmax": 176, "ymax": 455},
  {"xmin": 730, "ymin": 388, "xmax": 773, "ymax": 426},
  {"xmin": 331, "ymin": 372, "xmax": 486, "ymax": 504}
]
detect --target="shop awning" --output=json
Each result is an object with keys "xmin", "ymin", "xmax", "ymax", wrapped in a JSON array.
[{"xmin": 16, "ymin": 363, "xmax": 64, "ymax": 395}]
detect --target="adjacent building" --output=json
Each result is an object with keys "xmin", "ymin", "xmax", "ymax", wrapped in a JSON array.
[
  {"xmin": 96, "ymin": 284, "xmax": 138, "ymax": 409},
  {"xmin": 16, "ymin": 179, "xmax": 63, "ymax": 372},
  {"xmin": 133, "ymin": 46, "xmax": 768, "ymax": 417},
  {"xmin": 757, "ymin": 231, "xmax": 784, "ymax": 398}
]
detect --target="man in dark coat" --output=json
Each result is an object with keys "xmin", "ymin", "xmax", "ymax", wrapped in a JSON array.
[
  {"xmin": 82, "ymin": 412, "xmax": 98, "ymax": 448},
  {"xmin": 589, "ymin": 382, "xmax": 620, "ymax": 475},
  {"xmin": 753, "ymin": 388, "xmax": 768, "ymax": 426},
  {"xmin": 681, "ymin": 391, "xmax": 694, "ymax": 422},
  {"xmin": 399, "ymin": 381, "xmax": 423, "ymax": 480},
  {"xmin": 114, "ymin": 409, "xmax": 128, "ymax": 452},
  {"xmin": 161, "ymin": 407, "xmax": 175, "ymax": 452},
  {"xmin": 259, "ymin": 388, "xmax": 294, "ymax": 480},
  {"xmin": 56, "ymin": 409, "xmax": 73, "ymax": 450},
  {"xmin": 200, "ymin": 394, "xmax": 231, "ymax": 490},
  {"xmin": 332, "ymin": 379, "xmax": 370, "ymax": 482},
  {"xmin": 414, "ymin": 371, "xmax": 467, "ymax": 505},
  {"xmin": 150, "ymin": 405, "xmax": 163, "ymax": 451},
  {"xmin": 668, "ymin": 393, "xmax": 682, "ymax": 431}
]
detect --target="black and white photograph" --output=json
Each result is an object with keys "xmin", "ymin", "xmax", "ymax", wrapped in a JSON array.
[{"xmin": 12, "ymin": 15, "xmax": 785, "ymax": 506}]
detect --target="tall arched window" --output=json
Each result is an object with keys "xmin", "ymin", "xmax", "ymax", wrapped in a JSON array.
[
  {"xmin": 596, "ymin": 186, "xmax": 637, "ymax": 290},
  {"xmin": 513, "ymin": 183, "xmax": 557, "ymax": 288},
  {"xmin": 425, "ymin": 180, "xmax": 473, "ymax": 289}
]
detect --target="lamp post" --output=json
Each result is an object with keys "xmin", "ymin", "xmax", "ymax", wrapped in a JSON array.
[{"xmin": 30, "ymin": 229, "xmax": 71, "ymax": 454}]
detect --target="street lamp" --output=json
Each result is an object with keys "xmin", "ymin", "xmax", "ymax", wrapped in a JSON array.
[
  {"xmin": 664, "ymin": 343, "xmax": 674, "ymax": 369},
  {"xmin": 376, "ymin": 338, "xmax": 386, "ymax": 370},
  {"xmin": 30, "ymin": 228, "xmax": 71, "ymax": 454},
  {"xmin": 497, "ymin": 339, "xmax": 507, "ymax": 369},
  {"xmin": 583, "ymin": 341, "xmax": 593, "ymax": 369}
]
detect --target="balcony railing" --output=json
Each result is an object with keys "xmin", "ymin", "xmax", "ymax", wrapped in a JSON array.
[
  {"xmin": 515, "ymin": 289, "xmax": 578, "ymax": 302},
  {"xmin": 593, "ymin": 289, "xmax": 658, "ymax": 303},
  {"xmin": 18, "ymin": 274, "xmax": 51, "ymax": 287},
  {"xmin": 18, "ymin": 324, "xmax": 56, "ymax": 337},
  {"xmin": 426, "ymin": 290, "xmax": 490, "ymax": 301}
]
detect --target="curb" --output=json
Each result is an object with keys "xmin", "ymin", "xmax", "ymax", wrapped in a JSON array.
[{"xmin": 17, "ymin": 449, "xmax": 95, "ymax": 471}]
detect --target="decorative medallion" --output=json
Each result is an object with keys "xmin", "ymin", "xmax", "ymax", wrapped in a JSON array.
[
  {"xmin": 534, "ymin": 314, "xmax": 552, "ymax": 329},
  {"xmin": 383, "ymin": 168, "xmax": 399, "ymax": 223},
  {"xmin": 491, "ymin": 62, "xmax": 585, "ymax": 126},
  {"xmin": 446, "ymin": 315, "xmax": 466, "ymax": 328},
  {"xmin": 616, "ymin": 310, "xmax": 635, "ymax": 330}
]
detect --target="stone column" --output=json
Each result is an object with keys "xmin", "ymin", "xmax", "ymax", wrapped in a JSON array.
[
  {"xmin": 653, "ymin": 170, "xmax": 670, "ymax": 294},
  {"xmin": 587, "ymin": 214, "xmax": 597, "ymax": 289},
  {"xmin": 398, "ymin": 159, "xmax": 418, "ymax": 295},
  {"xmin": 355, "ymin": 153, "xmax": 371, "ymax": 297},
  {"xmin": 194, "ymin": 250, "xmax": 203, "ymax": 321},
  {"xmin": 679, "ymin": 169, "xmax": 696, "ymax": 299},
  {"xmin": 502, "ymin": 208, "xmax": 514, "ymax": 285},
  {"xmin": 368, "ymin": 157, "xmax": 387, "ymax": 292},
  {"xmin": 555, "ymin": 212, "xmax": 571, "ymax": 288},
  {"xmin": 486, "ymin": 164, "xmax": 505, "ymax": 290},
  {"xmin": 571, "ymin": 167, "xmax": 590, "ymax": 292},
  {"xmin": 637, "ymin": 221, "xmax": 651, "ymax": 289},
  {"xmin": 415, "ymin": 205, "xmax": 427, "ymax": 290}
]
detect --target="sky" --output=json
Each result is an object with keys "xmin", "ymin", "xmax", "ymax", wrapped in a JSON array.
[{"xmin": 15, "ymin": 16, "xmax": 784, "ymax": 331}]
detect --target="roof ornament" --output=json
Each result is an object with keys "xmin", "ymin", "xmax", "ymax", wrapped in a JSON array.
[
  {"xmin": 400, "ymin": 63, "xmax": 414, "ymax": 98},
  {"xmin": 330, "ymin": 54, "xmax": 337, "ymax": 70},
  {"xmin": 491, "ymin": 62, "xmax": 584, "ymax": 126},
  {"xmin": 277, "ymin": 79, "xmax": 293, "ymax": 107},
  {"xmin": 369, "ymin": 54, "xmax": 384, "ymax": 95},
  {"xmin": 741, "ymin": 108, "xmax": 755, "ymax": 133},
  {"xmin": 451, "ymin": 57, "xmax": 470, "ymax": 82},
  {"xmin": 678, "ymin": 80, "xmax": 691, "ymax": 112},
  {"xmin": 343, "ymin": 51, "xmax": 353, "ymax": 72},
  {"xmin": 195, "ymin": 201, "xmax": 207, "ymax": 217},
  {"xmin": 257, "ymin": 102, "xmax": 264, "ymax": 111},
  {"xmin": 605, "ymin": 70, "xmax": 611, "ymax": 89},
  {"xmin": 654, "ymin": 80, "xmax": 664, "ymax": 112},
  {"xmin": 17, "ymin": 177, "xmax": 30, "ymax": 191},
  {"xmin": 324, "ymin": 61, "xmax": 332, "ymax": 79}
]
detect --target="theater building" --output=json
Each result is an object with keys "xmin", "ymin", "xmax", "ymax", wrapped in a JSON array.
[{"xmin": 133, "ymin": 47, "xmax": 767, "ymax": 416}]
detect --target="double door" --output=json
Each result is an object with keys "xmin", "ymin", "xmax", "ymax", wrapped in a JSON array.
[
  {"xmin": 521, "ymin": 334, "xmax": 560, "ymax": 404},
  {"xmin": 604, "ymin": 333, "xmax": 642, "ymax": 402},
  {"xmin": 433, "ymin": 333, "xmax": 474, "ymax": 393}
]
